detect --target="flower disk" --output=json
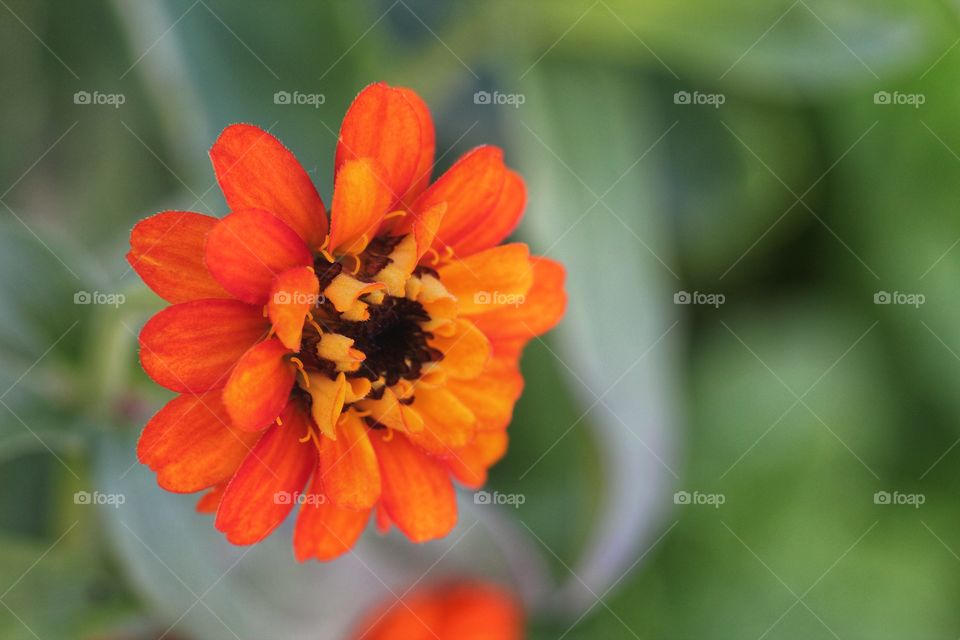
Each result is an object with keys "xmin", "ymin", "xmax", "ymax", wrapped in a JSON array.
[{"xmin": 129, "ymin": 82, "xmax": 566, "ymax": 561}]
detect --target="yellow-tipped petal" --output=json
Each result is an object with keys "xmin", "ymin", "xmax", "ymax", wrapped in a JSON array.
[
  {"xmin": 358, "ymin": 386, "xmax": 424, "ymax": 433},
  {"xmin": 307, "ymin": 372, "xmax": 347, "ymax": 440},
  {"xmin": 325, "ymin": 273, "xmax": 385, "ymax": 312},
  {"xmin": 374, "ymin": 233, "xmax": 418, "ymax": 297}
]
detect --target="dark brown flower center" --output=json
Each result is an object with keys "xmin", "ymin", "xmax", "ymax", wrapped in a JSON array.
[{"xmin": 300, "ymin": 250, "xmax": 443, "ymax": 386}]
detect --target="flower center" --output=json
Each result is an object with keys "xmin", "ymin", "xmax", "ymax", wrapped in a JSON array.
[
  {"xmin": 296, "ymin": 240, "xmax": 444, "ymax": 388},
  {"xmin": 333, "ymin": 296, "xmax": 441, "ymax": 385}
]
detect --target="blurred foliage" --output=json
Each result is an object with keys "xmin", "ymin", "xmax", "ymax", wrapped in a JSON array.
[{"xmin": 2, "ymin": 0, "xmax": 960, "ymax": 638}]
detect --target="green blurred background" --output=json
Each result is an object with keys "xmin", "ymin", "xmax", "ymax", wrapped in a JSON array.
[{"xmin": 2, "ymin": 0, "xmax": 960, "ymax": 638}]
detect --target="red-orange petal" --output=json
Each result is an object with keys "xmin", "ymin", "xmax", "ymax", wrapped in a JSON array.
[
  {"xmin": 354, "ymin": 592, "xmax": 443, "ymax": 640},
  {"xmin": 471, "ymin": 257, "xmax": 567, "ymax": 345},
  {"xmin": 205, "ymin": 209, "xmax": 312, "ymax": 305},
  {"xmin": 293, "ymin": 472, "xmax": 370, "ymax": 562},
  {"xmin": 336, "ymin": 83, "xmax": 422, "ymax": 205},
  {"xmin": 215, "ymin": 403, "xmax": 315, "ymax": 545},
  {"xmin": 353, "ymin": 582, "xmax": 523, "ymax": 640},
  {"xmin": 411, "ymin": 202, "xmax": 446, "ymax": 261},
  {"xmin": 396, "ymin": 87, "xmax": 435, "ymax": 205},
  {"xmin": 210, "ymin": 124, "xmax": 327, "ymax": 246},
  {"xmin": 437, "ymin": 243, "xmax": 533, "ymax": 315},
  {"xmin": 410, "ymin": 146, "xmax": 506, "ymax": 254},
  {"xmin": 196, "ymin": 483, "xmax": 227, "ymax": 514},
  {"xmin": 137, "ymin": 391, "xmax": 263, "ymax": 493},
  {"xmin": 450, "ymin": 170, "xmax": 526, "ymax": 257},
  {"xmin": 438, "ymin": 583, "xmax": 524, "ymax": 640},
  {"xmin": 369, "ymin": 432, "xmax": 457, "ymax": 543},
  {"xmin": 328, "ymin": 157, "xmax": 393, "ymax": 253},
  {"xmin": 127, "ymin": 211, "xmax": 231, "ymax": 304},
  {"xmin": 268, "ymin": 266, "xmax": 320, "ymax": 351},
  {"xmin": 319, "ymin": 412, "xmax": 381, "ymax": 510},
  {"xmin": 139, "ymin": 299, "xmax": 266, "ymax": 393},
  {"xmin": 222, "ymin": 338, "xmax": 296, "ymax": 432}
]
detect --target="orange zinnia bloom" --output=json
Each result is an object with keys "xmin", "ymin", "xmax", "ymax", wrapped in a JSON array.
[
  {"xmin": 351, "ymin": 581, "xmax": 524, "ymax": 640},
  {"xmin": 129, "ymin": 82, "xmax": 565, "ymax": 560}
]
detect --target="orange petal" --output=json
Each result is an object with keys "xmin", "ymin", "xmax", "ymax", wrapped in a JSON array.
[
  {"xmin": 223, "ymin": 338, "xmax": 296, "ymax": 432},
  {"xmin": 353, "ymin": 591, "xmax": 443, "ymax": 640},
  {"xmin": 411, "ymin": 202, "xmax": 446, "ymax": 262},
  {"xmin": 127, "ymin": 211, "xmax": 230, "ymax": 304},
  {"xmin": 374, "ymin": 503, "xmax": 393, "ymax": 534},
  {"xmin": 328, "ymin": 157, "xmax": 394, "ymax": 254},
  {"xmin": 439, "ymin": 583, "xmax": 524, "ymax": 640},
  {"xmin": 450, "ymin": 170, "xmax": 525, "ymax": 257},
  {"xmin": 437, "ymin": 243, "xmax": 533, "ymax": 315},
  {"xmin": 205, "ymin": 209, "xmax": 312, "ymax": 305},
  {"xmin": 445, "ymin": 356, "xmax": 523, "ymax": 432},
  {"xmin": 137, "ymin": 391, "xmax": 263, "ymax": 493},
  {"xmin": 405, "ymin": 387, "xmax": 476, "ymax": 456},
  {"xmin": 471, "ymin": 257, "xmax": 566, "ymax": 345},
  {"xmin": 215, "ymin": 403, "xmax": 315, "ymax": 545},
  {"xmin": 369, "ymin": 432, "xmax": 457, "ymax": 543},
  {"xmin": 353, "ymin": 582, "xmax": 523, "ymax": 640},
  {"xmin": 268, "ymin": 266, "xmax": 320, "ymax": 351},
  {"xmin": 196, "ymin": 483, "xmax": 227, "ymax": 514},
  {"xmin": 409, "ymin": 146, "xmax": 506, "ymax": 254},
  {"xmin": 319, "ymin": 412, "xmax": 381, "ymax": 510},
  {"xmin": 139, "ymin": 299, "xmax": 266, "ymax": 393},
  {"xmin": 210, "ymin": 124, "xmax": 327, "ymax": 246},
  {"xmin": 293, "ymin": 473, "xmax": 370, "ymax": 562},
  {"xmin": 446, "ymin": 430, "xmax": 509, "ymax": 489},
  {"xmin": 336, "ymin": 83, "xmax": 422, "ymax": 205},
  {"xmin": 429, "ymin": 319, "xmax": 490, "ymax": 380},
  {"xmin": 396, "ymin": 87, "xmax": 435, "ymax": 204}
]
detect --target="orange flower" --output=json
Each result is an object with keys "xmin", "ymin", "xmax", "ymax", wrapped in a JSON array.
[
  {"xmin": 351, "ymin": 581, "xmax": 523, "ymax": 640},
  {"xmin": 129, "ymin": 82, "xmax": 565, "ymax": 560}
]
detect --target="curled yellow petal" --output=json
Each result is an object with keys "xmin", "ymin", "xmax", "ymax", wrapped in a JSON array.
[{"xmin": 307, "ymin": 372, "xmax": 347, "ymax": 440}]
